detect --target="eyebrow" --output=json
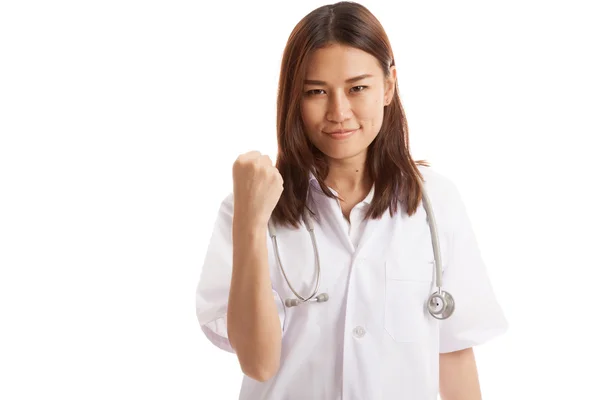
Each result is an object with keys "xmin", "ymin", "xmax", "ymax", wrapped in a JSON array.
[{"xmin": 303, "ymin": 74, "xmax": 374, "ymax": 85}]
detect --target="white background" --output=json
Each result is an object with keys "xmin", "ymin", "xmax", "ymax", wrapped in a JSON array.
[{"xmin": 1, "ymin": 0, "xmax": 598, "ymax": 399}]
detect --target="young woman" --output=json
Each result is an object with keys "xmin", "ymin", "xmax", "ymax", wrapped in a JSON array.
[{"xmin": 196, "ymin": 2, "xmax": 507, "ymax": 399}]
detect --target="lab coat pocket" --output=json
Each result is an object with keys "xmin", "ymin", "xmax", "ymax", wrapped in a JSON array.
[{"xmin": 384, "ymin": 259, "xmax": 435, "ymax": 343}]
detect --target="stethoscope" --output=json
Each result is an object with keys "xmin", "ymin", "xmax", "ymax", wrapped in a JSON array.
[{"xmin": 267, "ymin": 179, "xmax": 456, "ymax": 320}]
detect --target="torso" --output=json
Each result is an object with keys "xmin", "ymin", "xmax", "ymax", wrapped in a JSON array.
[{"xmin": 237, "ymin": 166, "xmax": 452, "ymax": 400}]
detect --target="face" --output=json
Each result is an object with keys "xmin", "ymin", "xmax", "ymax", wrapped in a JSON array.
[{"xmin": 300, "ymin": 44, "xmax": 396, "ymax": 163}]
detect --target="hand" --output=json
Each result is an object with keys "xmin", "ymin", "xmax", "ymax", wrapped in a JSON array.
[{"xmin": 232, "ymin": 151, "xmax": 284, "ymax": 228}]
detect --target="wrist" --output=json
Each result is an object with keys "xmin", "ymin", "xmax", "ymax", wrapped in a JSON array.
[{"xmin": 232, "ymin": 212, "xmax": 267, "ymax": 237}]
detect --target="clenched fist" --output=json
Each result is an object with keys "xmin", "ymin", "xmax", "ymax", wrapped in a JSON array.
[{"xmin": 232, "ymin": 151, "xmax": 284, "ymax": 228}]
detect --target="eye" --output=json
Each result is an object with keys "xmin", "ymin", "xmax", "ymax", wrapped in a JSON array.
[
  {"xmin": 305, "ymin": 89, "xmax": 326, "ymax": 96},
  {"xmin": 350, "ymin": 85, "xmax": 367, "ymax": 93}
]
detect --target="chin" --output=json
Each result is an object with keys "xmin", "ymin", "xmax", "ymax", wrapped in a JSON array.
[{"xmin": 320, "ymin": 146, "xmax": 369, "ymax": 162}]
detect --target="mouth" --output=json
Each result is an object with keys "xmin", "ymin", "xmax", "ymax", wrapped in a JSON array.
[{"xmin": 323, "ymin": 128, "xmax": 359, "ymax": 140}]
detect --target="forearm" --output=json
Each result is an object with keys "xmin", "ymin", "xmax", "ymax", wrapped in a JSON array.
[
  {"xmin": 439, "ymin": 347, "xmax": 482, "ymax": 400},
  {"xmin": 227, "ymin": 219, "xmax": 282, "ymax": 382}
]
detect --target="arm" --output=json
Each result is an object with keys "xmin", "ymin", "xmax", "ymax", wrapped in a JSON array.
[
  {"xmin": 226, "ymin": 219, "xmax": 282, "ymax": 382},
  {"xmin": 436, "ymin": 177, "xmax": 508, "ymax": 397},
  {"xmin": 439, "ymin": 347, "xmax": 482, "ymax": 400}
]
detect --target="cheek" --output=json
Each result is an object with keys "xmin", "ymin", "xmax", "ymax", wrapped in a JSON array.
[
  {"xmin": 300, "ymin": 102, "xmax": 324, "ymax": 143},
  {"xmin": 373, "ymin": 103, "xmax": 385, "ymax": 131},
  {"xmin": 301, "ymin": 102, "xmax": 320, "ymax": 127},
  {"xmin": 356, "ymin": 96, "xmax": 384, "ymax": 127}
]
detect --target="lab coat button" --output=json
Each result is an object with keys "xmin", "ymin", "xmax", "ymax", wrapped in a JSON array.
[{"xmin": 353, "ymin": 326, "xmax": 366, "ymax": 338}]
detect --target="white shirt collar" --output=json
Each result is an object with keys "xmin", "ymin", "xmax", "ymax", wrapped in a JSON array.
[{"xmin": 308, "ymin": 172, "xmax": 374, "ymax": 205}]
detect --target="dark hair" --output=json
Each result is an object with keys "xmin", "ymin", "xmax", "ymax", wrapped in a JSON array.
[{"xmin": 272, "ymin": 1, "xmax": 428, "ymax": 228}]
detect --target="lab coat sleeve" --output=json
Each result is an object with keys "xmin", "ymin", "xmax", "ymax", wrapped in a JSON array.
[
  {"xmin": 438, "ymin": 180, "xmax": 508, "ymax": 353},
  {"xmin": 195, "ymin": 193, "xmax": 286, "ymax": 353}
]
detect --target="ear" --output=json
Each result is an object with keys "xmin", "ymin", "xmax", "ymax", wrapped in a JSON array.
[{"xmin": 384, "ymin": 66, "xmax": 397, "ymax": 106}]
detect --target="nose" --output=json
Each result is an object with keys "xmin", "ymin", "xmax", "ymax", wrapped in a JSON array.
[{"xmin": 326, "ymin": 91, "xmax": 352, "ymax": 123}]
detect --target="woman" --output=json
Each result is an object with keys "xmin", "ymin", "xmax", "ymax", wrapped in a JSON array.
[{"xmin": 196, "ymin": 2, "xmax": 507, "ymax": 399}]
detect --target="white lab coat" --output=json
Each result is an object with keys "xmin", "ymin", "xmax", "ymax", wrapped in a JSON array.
[{"xmin": 196, "ymin": 166, "xmax": 508, "ymax": 399}]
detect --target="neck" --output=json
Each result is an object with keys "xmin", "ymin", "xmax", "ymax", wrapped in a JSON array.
[{"xmin": 324, "ymin": 153, "xmax": 372, "ymax": 200}]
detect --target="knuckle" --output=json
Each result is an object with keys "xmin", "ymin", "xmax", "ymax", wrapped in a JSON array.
[{"xmin": 259, "ymin": 155, "xmax": 273, "ymax": 166}]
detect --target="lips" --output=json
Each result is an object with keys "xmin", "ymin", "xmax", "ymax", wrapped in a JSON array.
[{"xmin": 323, "ymin": 128, "xmax": 359, "ymax": 139}]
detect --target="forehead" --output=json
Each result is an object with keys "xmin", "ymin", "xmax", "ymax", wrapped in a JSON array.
[{"xmin": 304, "ymin": 44, "xmax": 382, "ymax": 80}]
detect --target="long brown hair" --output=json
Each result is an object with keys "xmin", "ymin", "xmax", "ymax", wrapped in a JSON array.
[{"xmin": 272, "ymin": 1, "xmax": 428, "ymax": 229}]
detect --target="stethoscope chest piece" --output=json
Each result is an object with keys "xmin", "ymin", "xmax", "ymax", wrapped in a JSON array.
[{"xmin": 427, "ymin": 290, "xmax": 455, "ymax": 320}]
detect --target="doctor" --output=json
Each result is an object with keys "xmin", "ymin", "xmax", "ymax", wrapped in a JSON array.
[{"xmin": 196, "ymin": 2, "xmax": 508, "ymax": 399}]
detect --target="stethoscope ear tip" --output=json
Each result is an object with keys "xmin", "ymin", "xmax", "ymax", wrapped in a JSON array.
[
  {"xmin": 316, "ymin": 293, "xmax": 329, "ymax": 302},
  {"xmin": 285, "ymin": 292, "xmax": 329, "ymax": 308},
  {"xmin": 285, "ymin": 298, "xmax": 300, "ymax": 307}
]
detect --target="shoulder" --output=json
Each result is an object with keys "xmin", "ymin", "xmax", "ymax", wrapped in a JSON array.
[
  {"xmin": 416, "ymin": 164, "xmax": 465, "ymax": 226},
  {"xmin": 219, "ymin": 192, "xmax": 235, "ymax": 213},
  {"xmin": 208, "ymin": 192, "xmax": 235, "ymax": 227},
  {"xmin": 417, "ymin": 164, "xmax": 459, "ymax": 199}
]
